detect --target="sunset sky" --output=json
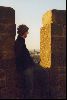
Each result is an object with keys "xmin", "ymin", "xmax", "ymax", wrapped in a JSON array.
[{"xmin": 0, "ymin": 0, "xmax": 66, "ymax": 50}]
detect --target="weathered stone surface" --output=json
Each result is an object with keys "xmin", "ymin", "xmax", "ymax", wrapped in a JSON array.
[
  {"xmin": 51, "ymin": 37, "xmax": 66, "ymax": 53},
  {"xmin": 0, "ymin": 24, "xmax": 16, "ymax": 35},
  {"xmin": 42, "ymin": 9, "xmax": 66, "ymax": 26},
  {"xmin": 52, "ymin": 10, "xmax": 66, "ymax": 24},
  {"xmin": 40, "ymin": 10, "xmax": 66, "ymax": 68},
  {"xmin": 0, "ymin": 69, "xmax": 6, "ymax": 88},
  {"xmin": 0, "ymin": 6, "xmax": 16, "ymax": 99},
  {"xmin": 51, "ymin": 23, "xmax": 66, "ymax": 36},
  {"xmin": 40, "ymin": 9, "xmax": 66, "ymax": 99},
  {"xmin": 0, "ymin": 18, "xmax": 15, "ymax": 24},
  {"xmin": 0, "ymin": 6, "xmax": 15, "ymax": 24},
  {"xmin": 40, "ymin": 25, "xmax": 51, "ymax": 68},
  {"xmin": 50, "ymin": 67, "xmax": 66, "ymax": 99}
]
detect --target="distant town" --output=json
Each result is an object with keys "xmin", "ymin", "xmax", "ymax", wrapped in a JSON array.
[{"xmin": 30, "ymin": 49, "xmax": 40, "ymax": 64}]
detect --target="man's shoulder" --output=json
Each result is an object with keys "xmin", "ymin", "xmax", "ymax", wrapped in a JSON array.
[
  {"xmin": 15, "ymin": 38, "xmax": 20, "ymax": 46},
  {"xmin": 15, "ymin": 38, "xmax": 26, "ymax": 49}
]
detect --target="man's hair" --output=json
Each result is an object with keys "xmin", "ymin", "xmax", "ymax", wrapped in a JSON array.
[{"xmin": 17, "ymin": 24, "xmax": 29, "ymax": 36}]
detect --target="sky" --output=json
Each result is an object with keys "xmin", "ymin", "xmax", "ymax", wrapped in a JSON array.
[{"xmin": 0, "ymin": 0, "xmax": 66, "ymax": 50}]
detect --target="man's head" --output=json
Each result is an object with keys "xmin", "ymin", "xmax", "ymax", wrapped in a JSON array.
[{"xmin": 17, "ymin": 24, "xmax": 29, "ymax": 38}]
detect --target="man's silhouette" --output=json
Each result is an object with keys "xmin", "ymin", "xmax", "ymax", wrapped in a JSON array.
[{"xmin": 15, "ymin": 24, "xmax": 35, "ymax": 99}]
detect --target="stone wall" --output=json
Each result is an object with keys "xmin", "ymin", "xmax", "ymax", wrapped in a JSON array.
[
  {"xmin": 40, "ymin": 10, "xmax": 66, "ymax": 99},
  {"xmin": 40, "ymin": 9, "xmax": 66, "ymax": 68},
  {"xmin": 0, "ymin": 6, "xmax": 16, "ymax": 99}
]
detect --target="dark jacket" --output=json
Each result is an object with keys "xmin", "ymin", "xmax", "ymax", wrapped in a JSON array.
[{"xmin": 15, "ymin": 35, "xmax": 35, "ymax": 71}]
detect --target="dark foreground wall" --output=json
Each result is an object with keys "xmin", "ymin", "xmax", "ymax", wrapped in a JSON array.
[
  {"xmin": 0, "ymin": 6, "xmax": 16, "ymax": 99},
  {"xmin": 40, "ymin": 10, "xmax": 66, "ymax": 99},
  {"xmin": 50, "ymin": 10, "xmax": 66, "ymax": 99}
]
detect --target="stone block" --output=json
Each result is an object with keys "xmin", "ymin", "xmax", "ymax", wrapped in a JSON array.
[
  {"xmin": 51, "ymin": 23, "xmax": 65, "ymax": 36},
  {"xmin": 50, "ymin": 67, "xmax": 66, "ymax": 99},
  {"xmin": 0, "ymin": 6, "xmax": 15, "ymax": 24},
  {"xmin": 0, "ymin": 69, "xmax": 6, "ymax": 88},
  {"xmin": 51, "ymin": 37, "xmax": 66, "ymax": 53},
  {"xmin": 0, "ymin": 24, "xmax": 16, "ymax": 35}
]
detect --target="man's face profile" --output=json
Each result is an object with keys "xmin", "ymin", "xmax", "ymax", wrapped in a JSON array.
[{"xmin": 22, "ymin": 31, "xmax": 29, "ymax": 38}]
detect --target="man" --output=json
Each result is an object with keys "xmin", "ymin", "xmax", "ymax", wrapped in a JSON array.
[{"xmin": 15, "ymin": 24, "xmax": 35, "ymax": 99}]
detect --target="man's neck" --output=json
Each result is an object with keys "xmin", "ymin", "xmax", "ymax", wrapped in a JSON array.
[{"xmin": 20, "ymin": 35, "xmax": 25, "ymax": 39}]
